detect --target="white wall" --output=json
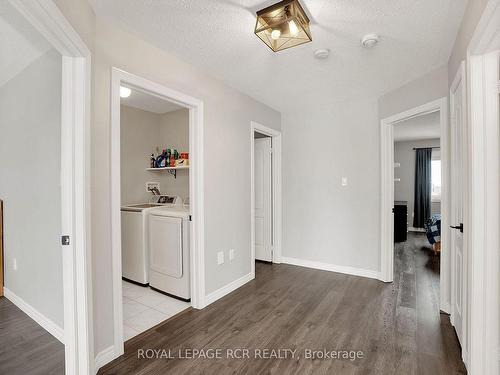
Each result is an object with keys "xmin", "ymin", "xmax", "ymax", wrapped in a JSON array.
[
  {"xmin": 447, "ymin": 0, "xmax": 490, "ymax": 82},
  {"xmin": 283, "ymin": 99, "xmax": 380, "ymax": 272},
  {"xmin": 120, "ymin": 105, "xmax": 161, "ymax": 204},
  {"xmin": 378, "ymin": 65, "xmax": 449, "ymax": 120},
  {"xmin": 394, "ymin": 139, "xmax": 441, "ymax": 223},
  {"xmin": 282, "ymin": 64, "xmax": 450, "ymax": 276},
  {"xmin": 159, "ymin": 109, "xmax": 189, "ymax": 200},
  {"xmin": 120, "ymin": 105, "xmax": 190, "ymax": 205},
  {"xmin": 92, "ymin": 19, "xmax": 281, "ymax": 353},
  {"xmin": 0, "ymin": 49, "xmax": 63, "ymax": 327}
]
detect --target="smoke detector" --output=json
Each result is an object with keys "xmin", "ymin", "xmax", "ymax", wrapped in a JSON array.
[
  {"xmin": 361, "ymin": 34, "xmax": 379, "ymax": 48},
  {"xmin": 314, "ymin": 48, "xmax": 330, "ymax": 59}
]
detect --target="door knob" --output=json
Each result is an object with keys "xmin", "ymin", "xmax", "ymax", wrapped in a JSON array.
[{"xmin": 450, "ymin": 223, "xmax": 463, "ymax": 233}]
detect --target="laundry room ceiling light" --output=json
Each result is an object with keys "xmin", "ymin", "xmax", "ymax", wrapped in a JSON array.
[
  {"xmin": 254, "ymin": 0, "xmax": 312, "ymax": 52},
  {"xmin": 120, "ymin": 86, "xmax": 131, "ymax": 98}
]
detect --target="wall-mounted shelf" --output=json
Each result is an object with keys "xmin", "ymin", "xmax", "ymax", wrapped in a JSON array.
[{"xmin": 146, "ymin": 166, "xmax": 189, "ymax": 179}]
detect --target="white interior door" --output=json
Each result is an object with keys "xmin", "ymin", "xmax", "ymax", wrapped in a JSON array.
[
  {"xmin": 254, "ymin": 137, "xmax": 272, "ymax": 262},
  {"xmin": 450, "ymin": 67, "xmax": 467, "ymax": 347}
]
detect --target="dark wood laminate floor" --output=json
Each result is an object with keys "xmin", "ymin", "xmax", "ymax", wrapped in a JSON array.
[
  {"xmin": 101, "ymin": 233, "xmax": 465, "ymax": 374},
  {"xmin": 0, "ymin": 297, "xmax": 64, "ymax": 375}
]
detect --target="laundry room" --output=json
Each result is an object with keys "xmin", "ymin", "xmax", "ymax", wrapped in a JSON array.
[{"xmin": 119, "ymin": 85, "xmax": 191, "ymax": 341}]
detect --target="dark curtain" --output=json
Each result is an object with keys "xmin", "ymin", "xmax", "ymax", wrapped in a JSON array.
[{"xmin": 413, "ymin": 148, "xmax": 432, "ymax": 228}]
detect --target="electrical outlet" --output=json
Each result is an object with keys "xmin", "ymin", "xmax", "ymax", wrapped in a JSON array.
[
  {"xmin": 342, "ymin": 177, "xmax": 348, "ymax": 186},
  {"xmin": 13, "ymin": 258, "xmax": 17, "ymax": 271},
  {"xmin": 146, "ymin": 182, "xmax": 160, "ymax": 193},
  {"xmin": 229, "ymin": 249, "xmax": 235, "ymax": 261},
  {"xmin": 217, "ymin": 251, "xmax": 224, "ymax": 265}
]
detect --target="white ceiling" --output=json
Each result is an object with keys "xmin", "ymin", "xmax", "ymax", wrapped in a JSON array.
[
  {"xmin": 394, "ymin": 111, "xmax": 440, "ymax": 142},
  {"xmin": 94, "ymin": 0, "xmax": 467, "ymax": 113},
  {"xmin": 0, "ymin": 1, "xmax": 51, "ymax": 88},
  {"xmin": 121, "ymin": 86, "xmax": 185, "ymax": 114}
]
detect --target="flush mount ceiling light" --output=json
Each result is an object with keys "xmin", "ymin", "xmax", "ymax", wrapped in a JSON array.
[
  {"xmin": 254, "ymin": 0, "xmax": 312, "ymax": 52},
  {"xmin": 361, "ymin": 33, "xmax": 379, "ymax": 48},
  {"xmin": 120, "ymin": 86, "xmax": 132, "ymax": 98}
]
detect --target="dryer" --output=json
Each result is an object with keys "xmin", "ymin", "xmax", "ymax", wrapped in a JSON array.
[{"xmin": 148, "ymin": 206, "xmax": 190, "ymax": 300}]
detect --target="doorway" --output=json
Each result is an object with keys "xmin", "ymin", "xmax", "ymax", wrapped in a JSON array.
[
  {"xmin": 0, "ymin": 1, "xmax": 92, "ymax": 374},
  {"xmin": 110, "ymin": 68, "xmax": 205, "ymax": 359},
  {"xmin": 119, "ymin": 85, "xmax": 192, "ymax": 341},
  {"xmin": 250, "ymin": 122, "xmax": 282, "ymax": 275},
  {"xmin": 380, "ymin": 98, "xmax": 450, "ymax": 313}
]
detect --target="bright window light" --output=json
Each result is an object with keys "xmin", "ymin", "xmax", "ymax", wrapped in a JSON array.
[{"xmin": 431, "ymin": 159, "xmax": 441, "ymax": 201}]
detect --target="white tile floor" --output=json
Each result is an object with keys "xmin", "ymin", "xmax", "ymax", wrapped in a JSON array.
[{"xmin": 122, "ymin": 280, "xmax": 190, "ymax": 341}]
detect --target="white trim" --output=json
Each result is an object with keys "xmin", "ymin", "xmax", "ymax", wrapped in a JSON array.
[
  {"xmin": 109, "ymin": 68, "xmax": 205, "ymax": 365},
  {"xmin": 466, "ymin": 1, "xmax": 500, "ymax": 372},
  {"xmin": 250, "ymin": 121, "xmax": 283, "ymax": 277},
  {"xmin": 4, "ymin": 288, "xmax": 64, "ymax": 343},
  {"xmin": 204, "ymin": 273, "xmax": 254, "ymax": 306},
  {"xmin": 94, "ymin": 346, "xmax": 116, "ymax": 374},
  {"xmin": 380, "ymin": 98, "xmax": 450, "ymax": 314},
  {"xmin": 6, "ymin": 1, "xmax": 93, "ymax": 374},
  {"xmin": 281, "ymin": 257, "xmax": 381, "ymax": 280},
  {"xmin": 408, "ymin": 227, "xmax": 426, "ymax": 233}
]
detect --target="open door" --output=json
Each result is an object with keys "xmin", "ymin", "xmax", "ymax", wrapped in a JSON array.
[{"xmin": 450, "ymin": 64, "xmax": 467, "ymax": 347}]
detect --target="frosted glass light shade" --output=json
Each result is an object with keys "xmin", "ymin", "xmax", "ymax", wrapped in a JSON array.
[{"xmin": 254, "ymin": 0, "xmax": 312, "ymax": 52}]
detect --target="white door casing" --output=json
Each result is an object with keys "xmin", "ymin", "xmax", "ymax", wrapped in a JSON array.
[
  {"xmin": 110, "ymin": 68, "xmax": 205, "ymax": 366},
  {"xmin": 379, "ymin": 97, "xmax": 450, "ymax": 314},
  {"xmin": 254, "ymin": 137, "xmax": 272, "ymax": 262},
  {"xmin": 450, "ymin": 62, "xmax": 467, "ymax": 348},
  {"xmin": 7, "ymin": 1, "xmax": 94, "ymax": 373}
]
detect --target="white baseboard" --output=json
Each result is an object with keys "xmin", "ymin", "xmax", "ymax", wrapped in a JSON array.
[
  {"xmin": 408, "ymin": 227, "xmax": 425, "ymax": 232},
  {"xmin": 94, "ymin": 345, "xmax": 117, "ymax": 374},
  {"xmin": 440, "ymin": 301, "xmax": 451, "ymax": 315},
  {"xmin": 4, "ymin": 287, "xmax": 64, "ymax": 343},
  {"xmin": 204, "ymin": 272, "xmax": 254, "ymax": 306},
  {"xmin": 281, "ymin": 257, "xmax": 380, "ymax": 280},
  {"xmin": 463, "ymin": 348, "xmax": 470, "ymax": 372}
]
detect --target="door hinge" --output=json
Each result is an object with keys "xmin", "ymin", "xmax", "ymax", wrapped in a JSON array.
[
  {"xmin": 61, "ymin": 235, "xmax": 70, "ymax": 246},
  {"xmin": 189, "ymin": 215, "xmax": 192, "ymax": 222}
]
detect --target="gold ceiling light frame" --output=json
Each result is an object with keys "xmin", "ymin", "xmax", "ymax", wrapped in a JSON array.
[{"xmin": 254, "ymin": 0, "xmax": 312, "ymax": 52}]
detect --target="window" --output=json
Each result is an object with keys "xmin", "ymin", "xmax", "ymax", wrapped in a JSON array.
[{"xmin": 431, "ymin": 159, "xmax": 441, "ymax": 201}]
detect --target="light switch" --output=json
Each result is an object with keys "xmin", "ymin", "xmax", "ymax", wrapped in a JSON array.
[
  {"xmin": 229, "ymin": 249, "xmax": 235, "ymax": 261},
  {"xmin": 341, "ymin": 177, "xmax": 348, "ymax": 186},
  {"xmin": 217, "ymin": 251, "xmax": 224, "ymax": 265}
]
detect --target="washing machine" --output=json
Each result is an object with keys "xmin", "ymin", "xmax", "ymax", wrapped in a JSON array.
[
  {"xmin": 120, "ymin": 195, "xmax": 182, "ymax": 285},
  {"xmin": 148, "ymin": 206, "xmax": 190, "ymax": 300}
]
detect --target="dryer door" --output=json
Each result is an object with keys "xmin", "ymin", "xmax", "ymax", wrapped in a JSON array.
[{"xmin": 149, "ymin": 215, "xmax": 183, "ymax": 278}]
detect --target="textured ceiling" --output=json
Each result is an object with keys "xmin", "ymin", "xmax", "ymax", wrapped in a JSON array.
[
  {"xmin": 121, "ymin": 86, "xmax": 185, "ymax": 114},
  {"xmin": 94, "ymin": 0, "xmax": 467, "ymax": 113},
  {"xmin": 394, "ymin": 111, "xmax": 440, "ymax": 141},
  {"xmin": 0, "ymin": 1, "xmax": 51, "ymax": 88}
]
